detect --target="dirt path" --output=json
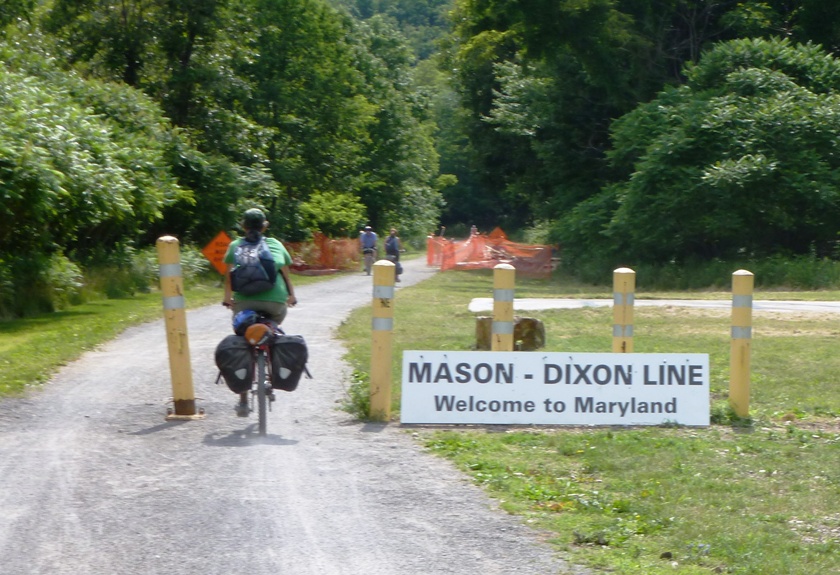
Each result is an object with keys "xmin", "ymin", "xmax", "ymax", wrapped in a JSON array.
[{"xmin": 0, "ymin": 257, "xmax": 584, "ymax": 575}]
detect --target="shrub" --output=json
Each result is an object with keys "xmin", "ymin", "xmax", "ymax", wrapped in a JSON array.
[
  {"xmin": 562, "ymin": 254, "xmax": 840, "ymax": 290},
  {"xmin": 46, "ymin": 253, "xmax": 84, "ymax": 308}
]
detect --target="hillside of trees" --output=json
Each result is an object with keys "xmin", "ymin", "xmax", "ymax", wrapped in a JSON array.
[
  {"xmin": 2, "ymin": 0, "xmax": 840, "ymax": 317},
  {"xmin": 440, "ymin": 1, "xmax": 840, "ymax": 260}
]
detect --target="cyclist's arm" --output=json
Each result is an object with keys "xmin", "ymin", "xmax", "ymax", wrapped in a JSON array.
[
  {"xmin": 222, "ymin": 243, "xmax": 236, "ymax": 307},
  {"xmin": 280, "ymin": 266, "xmax": 296, "ymax": 307},
  {"xmin": 221, "ymin": 267, "xmax": 235, "ymax": 306},
  {"xmin": 270, "ymin": 238, "xmax": 297, "ymax": 307}
]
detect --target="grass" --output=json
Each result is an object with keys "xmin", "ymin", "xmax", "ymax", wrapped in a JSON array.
[
  {"xmin": 424, "ymin": 426, "xmax": 837, "ymax": 575},
  {"xmin": 0, "ymin": 283, "xmax": 224, "ymax": 395},
  {"xmin": 2, "ymin": 263, "xmax": 837, "ymax": 574},
  {"xmin": 0, "ymin": 272, "xmax": 329, "ymax": 396},
  {"xmin": 337, "ymin": 268, "xmax": 840, "ymax": 575}
]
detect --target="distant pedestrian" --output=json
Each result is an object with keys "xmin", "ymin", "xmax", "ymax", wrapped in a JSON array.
[{"xmin": 385, "ymin": 228, "xmax": 403, "ymax": 282}]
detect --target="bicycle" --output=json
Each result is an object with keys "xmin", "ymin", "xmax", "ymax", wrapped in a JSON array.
[
  {"xmin": 363, "ymin": 247, "xmax": 377, "ymax": 275},
  {"xmin": 240, "ymin": 319, "xmax": 275, "ymax": 436},
  {"xmin": 218, "ymin": 306, "xmax": 310, "ymax": 436}
]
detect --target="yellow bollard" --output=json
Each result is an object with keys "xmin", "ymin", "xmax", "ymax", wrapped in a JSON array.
[
  {"xmin": 492, "ymin": 264, "xmax": 516, "ymax": 351},
  {"xmin": 612, "ymin": 268, "xmax": 635, "ymax": 353},
  {"xmin": 370, "ymin": 260, "xmax": 396, "ymax": 421},
  {"xmin": 730, "ymin": 269, "xmax": 754, "ymax": 418},
  {"xmin": 156, "ymin": 236, "xmax": 202, "ymax": 419}
]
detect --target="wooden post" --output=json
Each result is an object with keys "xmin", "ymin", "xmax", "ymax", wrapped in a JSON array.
[
  {"xmin": 370, "ymin": 260, "xmax": 396, "ymax": 421},
  {"xmin": 156, "ymin": 236, "xmax": 202, "ymax": 419},
  {"xmin": 612, "ymin": 267, "xmax": 635, "ymax": 353},
  {"xmin": 492, "ymin": 264, "xmax": 515, "ymax": 351},
  {"xmin": 730, "ymin": 270, "xmax": 754, "ymax": 418}
]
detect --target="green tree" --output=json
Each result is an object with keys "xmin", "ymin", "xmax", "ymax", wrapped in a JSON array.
[
  {"xmin": 234, "ymin": 0, "xmax": 377, "ymax": 238},
  {"xmin": 43, "ymin": 0, "xmax": 442, "ymax": 241},
  {"xmin": 442, "ymin": 0, "xmax": 840, "ymax": 237},
  {"xmin": 43, "ymin": 0, "xmax": 160, "ymax": 87},
  {"xmin": 441, "ymin": 0, "xmax": 657, "ymax": 232},
  {"xmin": 0, "ymin": 0, "xmax": 33, "ymax": 30},
  {"xmin": 331, "ymin": 0, "xmax": 452, "ymax": 59},
  {"xmin": 300, "ymin": 191, "xmax": 367, "ymax": 237},
  {"xmin": 350, "ymin": 15, "xmax": 442, "ymax": 236},
  {"xmin": 563, "ymin": 38, "xmax": 840, "ymax": 269},
  {"xmin": 41, "ymin": 0, "xmax": 271, "ymax": 245},
  {"xmin": 43, "ymin": 0, "xmax": 261, "ymax": 161},
  {"xmin": 0, "ymin": 46, "xmax": 190, "ymax": 315}
]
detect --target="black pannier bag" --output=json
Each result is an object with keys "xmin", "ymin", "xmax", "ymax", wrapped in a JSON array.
[
  {"xmin": 269, "ymin": 334, "xmax": 308, "ymax": 391},
  {"xmin": 215, "ymin": 335, "xmax": 253, "ymax": 393}
]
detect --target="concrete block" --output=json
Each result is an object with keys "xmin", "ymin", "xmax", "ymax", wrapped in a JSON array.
[{"xmin": 475, "ymin": 316, "xmax": 545, "ymax": 351}]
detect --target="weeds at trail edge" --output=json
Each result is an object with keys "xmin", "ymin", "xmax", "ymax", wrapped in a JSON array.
[{"xmin": 341, "ymin": 369, "xmax": 371, "ymax": 421}]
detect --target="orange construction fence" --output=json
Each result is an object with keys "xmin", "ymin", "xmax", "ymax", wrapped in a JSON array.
[
  {"xmin": 426, "ymin": 227, "xmax": 553, "ymax": 279},
  {"xmin": 285, "ymin": 232, "xmax": 361, "ymax": 275}
]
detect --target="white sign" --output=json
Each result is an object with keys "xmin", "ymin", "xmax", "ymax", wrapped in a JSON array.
[{"xmin": 401, "ymin": 351, "xmax": 709, "ymax": 426}]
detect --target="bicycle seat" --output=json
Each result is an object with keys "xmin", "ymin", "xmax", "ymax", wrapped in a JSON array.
[{"xmin": 244, "ymin": 322, "xmax": 272, "ymax": 346}]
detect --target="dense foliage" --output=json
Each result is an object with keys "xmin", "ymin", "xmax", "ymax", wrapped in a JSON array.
[
  {"xmin": 41, "ymin": 0, "xmax": 442, "ymax": 240},
  {"xmin": 594, "ymin": 39, "xmax": 840, "ymax": 266},
  {"xmin": 3, "ymin": 0, "xmax": 840, "ymax": 316},
  {"xmin": 442, "ymin": 0, "xmax": 840, "ymax": 261},
  {"xmin": 329, "ymin": 0, "xmax": 452, "ymax": 59},
  {"xmin": 0, "ymin": 46, "xmax": 191, "ymax": 316},
  {"xmin": 0, "ymin": 0, "xmax": 443, "ymax": 317}
]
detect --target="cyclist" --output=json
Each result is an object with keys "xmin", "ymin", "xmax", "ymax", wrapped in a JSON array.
[
  {"xmin": 360, "ymin": 225, "xmax": 378, "ymax": 275},
  {"xmin": 223, "ymin": 208, "xmax": 297, "ymax": 415},
  {"xmin": 384, "ymin": 227, "xmax": 403, "ymax": 282}
]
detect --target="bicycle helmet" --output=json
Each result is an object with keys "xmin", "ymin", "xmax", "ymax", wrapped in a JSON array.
[{"xmin": 233, "ymin": 310, "xmax": 259, "ymax": 336}]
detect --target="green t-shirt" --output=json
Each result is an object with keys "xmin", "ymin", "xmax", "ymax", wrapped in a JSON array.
[{"xmin": 224, "ymin": 236, "xmax": 293, "ymax": 302}]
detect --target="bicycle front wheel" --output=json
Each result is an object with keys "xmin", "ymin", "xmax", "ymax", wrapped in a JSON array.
[{"xmin": 256, "ymin": 352, "xmax": 268, "ymax": 436}]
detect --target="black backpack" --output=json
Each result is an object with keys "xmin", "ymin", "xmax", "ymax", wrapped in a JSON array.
[{"xmin": 230, "ymin": 237, "xmax": 277, "ymax": 295}]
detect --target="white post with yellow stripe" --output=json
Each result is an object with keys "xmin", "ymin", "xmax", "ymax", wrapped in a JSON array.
[
  {"xmin": 730, "ymin": 269, "xmax": 754, "ymax": 418},
  {"xmin": 156, "ymin": 236, "xmax": 203, "ymax": 419},
  {"xmin": 370, "ymin": 259, "xmax": 396, "ymax": 421},
  {"xmin": 612, "ymin": 267, "xmax": 635, "ymax": 353},
  {"xmin": 492, "ymin": 264, "xmax": 516, "ymax": 351}
]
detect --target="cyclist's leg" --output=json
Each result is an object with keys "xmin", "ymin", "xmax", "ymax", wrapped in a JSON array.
[
  {"xmin": 235, "ymin": 391, "xmax": 249, "ymax": 416},
  {"xmin": 363, "ymin": 251, "xmax": 372, "ymax": 274}
]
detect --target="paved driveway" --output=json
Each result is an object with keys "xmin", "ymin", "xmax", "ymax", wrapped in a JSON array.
[{"xmin": 468, "ymin": 298, "xmax": 840, "ymax": 313}]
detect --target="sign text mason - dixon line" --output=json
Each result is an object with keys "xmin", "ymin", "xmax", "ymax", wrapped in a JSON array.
[{"xmin": 407, "ymin": 360, "xmax": 705, "ymax": 386}]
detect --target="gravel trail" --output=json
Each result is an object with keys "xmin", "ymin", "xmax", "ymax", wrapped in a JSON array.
[{"xmin": 0, "ymin": 257, "xmax": 584, "ymax": 575}]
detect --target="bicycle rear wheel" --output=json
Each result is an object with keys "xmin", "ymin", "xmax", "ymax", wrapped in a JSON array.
[{"xmin": 256, "ymin": 352, "xmax": 268, "ymax": 436}]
